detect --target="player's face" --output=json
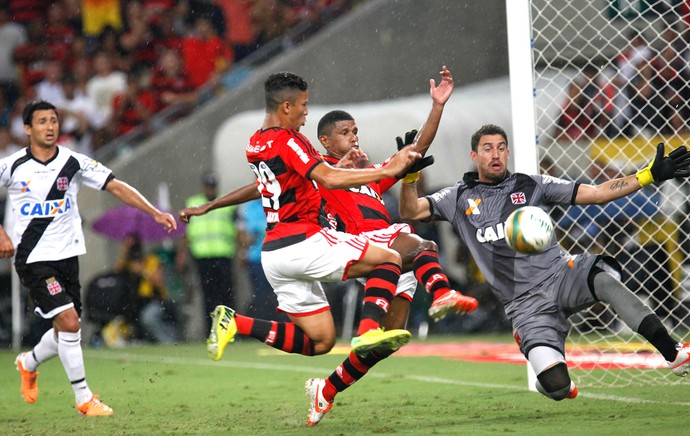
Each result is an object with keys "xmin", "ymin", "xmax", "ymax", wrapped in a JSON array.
[
  {"xmin": 287, "ymin": 90, "xmax": 309, "ymax": 130},
  {"xmin": 322, "ymin": 120, "xmax": 359, "ymax": 159},
  {"xmin": 470, "ymin": 134, "xmax": 509, "ymax": 183},
  {"xmin": 24, "ymin": 109, "xmax": 59, "ymax": 149}
]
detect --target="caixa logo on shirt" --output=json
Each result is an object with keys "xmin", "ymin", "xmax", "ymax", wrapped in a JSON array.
[{"xmin": 20, "ymin": 198, "xmax": 72, "ymax": 217}]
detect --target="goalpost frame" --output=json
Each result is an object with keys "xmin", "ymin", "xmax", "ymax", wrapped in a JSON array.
[{"xmin": 505, "ymin": 0, "xmax": 539, "ymax": 392}]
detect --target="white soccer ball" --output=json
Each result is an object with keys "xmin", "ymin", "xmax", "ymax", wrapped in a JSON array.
[{"xmin": 504, "ymin": 206, "xmax": 555, "ymax": 254}]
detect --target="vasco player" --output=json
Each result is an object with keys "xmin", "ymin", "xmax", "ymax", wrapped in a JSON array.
[
  {"xmin": 0, "ymin": 101, "xmax": 177, "ymax": 415},
  {"xmin": 399, "ymin": 123, "xmax": 690, "ymax": 401}
]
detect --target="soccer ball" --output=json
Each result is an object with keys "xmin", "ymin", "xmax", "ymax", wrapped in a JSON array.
[{"xmin": 504, "ymin": 206, "xmax": 554, "ymax": 254}]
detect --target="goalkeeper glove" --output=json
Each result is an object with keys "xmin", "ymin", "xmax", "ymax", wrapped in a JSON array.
[
  {"xmin": 395, "ymin": 129, "xmax": 426, "ymax": 183},
  {"xmin": 635, "ymin": 143, "xmax": 690, "ymax": 187}
]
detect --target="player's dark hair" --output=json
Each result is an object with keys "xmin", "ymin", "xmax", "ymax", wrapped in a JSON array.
[
  {"xmin": 317, "ymin": 110, "xmax": 354, "ymax": 137},
  {"xmin": 470, "ymin": 124, "xmax": 508, "ymax": 151},
  {"xmin": 22, "ymin": 100, "xmax": 58, "ymax": 126},
  {"xmin": 264, "ymin": 72, "xmax": 308, "ymax": 112}
]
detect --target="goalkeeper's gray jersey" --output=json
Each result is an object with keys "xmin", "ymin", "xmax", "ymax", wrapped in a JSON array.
[{"xmin": 426, "ymin": 172, "xmax": 580, "ymax": 304}]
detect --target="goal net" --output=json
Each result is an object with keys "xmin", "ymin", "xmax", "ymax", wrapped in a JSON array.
[{"xmin": 516, "ymin": 0, "xmax": 690, "ymax": 386}]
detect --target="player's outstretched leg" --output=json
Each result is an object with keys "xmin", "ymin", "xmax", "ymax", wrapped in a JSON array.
[
  {"xmin": 15, "ymin": 352, "xmax": 39, "ymax": 404},
  {"xmin": 412, "ymin": 250, "xmax": 478, "ymax": 320},
  {"xmin": 207, "ymin": 305, "xmax": 237, "ymax": 361},
  {"xmin": 305, "ymin": 378, "xmax": 333, "ymax": 426},
  {"xmin": 350, "ymin": 262, "xmax": 412, "ymax": 355}
]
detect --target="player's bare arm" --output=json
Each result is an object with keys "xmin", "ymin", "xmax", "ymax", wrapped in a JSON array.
[
  {"xmin": 178, "ymin": 182, "xmax": 260, "ymax": 223},
  {"xmin": 105, "ymin": 178, "xmax": 177, "ymax": 232},
  {"xmin": 0, "ymin": 226, "xmax": 14, "ymax": 258},
  {"xmin": 413, "ymin": 65, "xmax": 455, "ymax": 156},
  {"xmin": 575, "ymin": 143, "xmax": 690, "ymax": 205},
  {"xmin": 312, "ymin": 145, "xmax": 420, "ymax": 190},
  {"xmin": 398, "ymin": 181, "xmax": 432, "ymax": 221},
  {"xmin": 333, "ymin": 148, "xmax": 368, "ymax": 169}
]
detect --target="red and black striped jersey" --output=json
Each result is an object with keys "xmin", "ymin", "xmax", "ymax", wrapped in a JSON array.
[
  {"xmin": 246, "ymin": 127, "xmax": 324, "ymax": 250},
  {"xmin": 320, "ymin": 154, "xmax": 398, "ymax": 234}
]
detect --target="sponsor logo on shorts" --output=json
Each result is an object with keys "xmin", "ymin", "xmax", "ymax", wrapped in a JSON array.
[{"xmin": 46, "ymin": 277, "xmax": 63, "ymax": 296}]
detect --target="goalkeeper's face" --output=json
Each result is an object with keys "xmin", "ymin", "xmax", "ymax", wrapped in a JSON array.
[{"xmin": 471, "ymin": 134, "xmax": 509, "ymax": 183}]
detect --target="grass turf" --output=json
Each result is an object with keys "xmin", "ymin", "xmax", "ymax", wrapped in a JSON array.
[{"xmin": 1, "ymin": 334, "xmax": 688, "ymax": 435}]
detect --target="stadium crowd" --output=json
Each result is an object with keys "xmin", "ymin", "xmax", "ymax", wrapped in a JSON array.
[{"xmin": 0, "ymin": 0, "xmax": 356, "ymax": 157}]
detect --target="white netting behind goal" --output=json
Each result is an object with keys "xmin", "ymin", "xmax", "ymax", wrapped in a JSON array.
[{"xmin": 530, "ymin": 0, "xmax": 690, "ymax": 386}]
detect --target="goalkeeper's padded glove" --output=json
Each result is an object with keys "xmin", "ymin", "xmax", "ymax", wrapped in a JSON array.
[
  {"xmin": 396, "ymin": 129, "xmax": 418, "ymax": 151},
  {"xmin": 399, "ymin": 155, "xmax": 435, "ymax": 183},
  {"xmin": 635, "ymin": 143, "xmax": 690, "ymax": 187}
]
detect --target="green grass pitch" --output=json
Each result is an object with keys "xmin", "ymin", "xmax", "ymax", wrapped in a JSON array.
[{"xmin": 1, "ymin": 334, "xmax": 688, "ymax": 435}]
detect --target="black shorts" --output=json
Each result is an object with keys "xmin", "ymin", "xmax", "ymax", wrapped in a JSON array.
[{"xmin": 15, "ymin": 257, "xmax": 82, "ymax": 319}]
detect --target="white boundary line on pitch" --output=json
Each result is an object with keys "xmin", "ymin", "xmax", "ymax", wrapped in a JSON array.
[{"xmin": 91, "ymin": 352, "xmax": 690, "ymax": 407}]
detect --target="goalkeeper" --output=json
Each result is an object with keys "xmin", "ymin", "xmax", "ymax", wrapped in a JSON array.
[{"xmin": 399, "ymin": 123, "xmax": 690, "ymax": 401}]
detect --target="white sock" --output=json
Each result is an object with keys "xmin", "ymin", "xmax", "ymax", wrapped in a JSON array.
[
  {"xmin": 57, "ymin": 330, "xmax": 93, "ymax": 404},
  {"xmin": 25, "ymin": 328, "xmax": 59, "ymax": 372}
]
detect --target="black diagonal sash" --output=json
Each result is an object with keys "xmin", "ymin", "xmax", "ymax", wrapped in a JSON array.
[{"xmin": 15, "ymin": 155, "xmax": 81, "ymax": 265}]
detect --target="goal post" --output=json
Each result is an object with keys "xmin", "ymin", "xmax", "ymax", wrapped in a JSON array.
[{"xmin": 507, "ymin": 0, "xmax": 690, "ymax": 388}]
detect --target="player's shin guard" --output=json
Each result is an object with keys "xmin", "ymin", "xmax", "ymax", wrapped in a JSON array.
[
  {"xmin": 358, "ymin": 262, "xmax": 400, "ymax": 334},
  {"xmin": 323, "ymin": 349, "xmax": 394, "ymax": 402},
  {"xmin": 535, "ymin": 362, "xmax": 572, "ymax": 401},
  {"xmin": 413, "ymin": 250, "xmax": 451, "ymax": 300},
  {"xmin": 236, "ymin": 314, "xmax": 315, "ymax": 356}
]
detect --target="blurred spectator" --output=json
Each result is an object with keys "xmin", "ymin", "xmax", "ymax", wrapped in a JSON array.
[
  {"xmin": 626, "ymin": 63, "xmax": 664, "ymax": 137},
  {"xmin": 252, "ymin": 0, "xmax": 295, "ymax": 49},
  {"xmin": 176, "ymin": 171, "xmax": 238, "ymax": 331},
  {"xmin": 86, "ymin": 51, "xmax": 127, "ymax": 146},
  {"xmin": 35, "ymin": 60, "xmax": 66, "ymax": 107},
  {"xmin": 70, "ymin": 57, "xmax": 92, "ymax": 97},
  {"xmin": 181, "ymin": 15, "xmax": 234, "ymax": 90},
  {"xmin": 97, "ymin": 25, "xmax": 128, "ymax": 71},
  {"xmin": 12, "ymin": 19, "xmax": 50, "ymax": 94},
  {"xmin": 215, "ymin": 0, "xmax": 257, "ymax": 61},
  {"xmin": 114, "ymin": 234, "xmax": 179, "ymax": 344},
  {"xmin": 612, "ymin": 30, "xmax": 654, "ymax": 134},
  {"xmin": 112, "ymin": 69, "xmax": 157, "ymax": 137},
  {"xmin": 555, "ymin": 63, "xmax": 615, "ymax": 140},
  {"xmin": 237, "ymin": 199, "xmax": 279, "ymax": 320},
  {"xmin": 44, "ymin": 1, "xmax": 77, "ymax": 63},
  {"xmin": 651, "ymin": 33, "xmax": 690, "ymax": 135},
  {"xmin": 62, "ymin": 0, "xmax": 84, "ymax": 34},
  {"xmin": 120, "ymin": 0, "xmax": 159, "ymax": 67},
  {"xmin": 151, "ymin": 48, "xmax": 198, "ymax": 112},
  {"xmin": 0, "ymin": 6, "xmax": 27, "ymax": 107},
  {"xmin": 57, "ymin": 74, "xmax": 106, "ymax": 155},
  {"xmin": 7, "ymin": 0, "xmax": 50, "ymax": 25},
  {"xmin": 150, "ymin": 8, "xmax": 184, "ymax": 52},
  {"xmin": 0, "ymin": 89, "xmax": 13, "ymax": 128}
]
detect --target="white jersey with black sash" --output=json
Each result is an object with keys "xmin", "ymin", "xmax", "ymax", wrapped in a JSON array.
[
  {"xmin": 425, "ymin": 171, "xmax": 580, "ymax": 305},
  {"xmin": 0, "ymin": 146, "xmax": 114, "ymax": 265}
]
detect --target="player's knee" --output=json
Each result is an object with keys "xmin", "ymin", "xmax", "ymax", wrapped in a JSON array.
[
  {"xmin": 419, "ymin": 239, "xmax": 438, "ymax": 253},
  {"xmin": 312, "ymin": 336, "xmax": 336, "ymax": 355},
  {"xmin": 535, "ymin": 362, "xmax": 571, "ymax": 401}
]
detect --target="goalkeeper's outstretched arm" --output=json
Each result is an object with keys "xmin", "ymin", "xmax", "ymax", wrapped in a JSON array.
[{"xmin": 574, "ymin": 143, "xmax": 690, "ymax": 205}]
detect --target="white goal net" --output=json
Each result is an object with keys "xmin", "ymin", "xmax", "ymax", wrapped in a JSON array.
[{"xmin": 519, "ymin": 0, "xmax": 690, "ymax": 386}]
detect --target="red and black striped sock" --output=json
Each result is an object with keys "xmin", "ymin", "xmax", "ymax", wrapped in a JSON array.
[
  {"xmin": 357, "ymin": 262, "xmax": 400, "ymax": 335},
  {"xmin": 413, "ymin": 250, "xmax": 452, "ymax": 300},
  {"xmin": 235, "ymin": 314, "xmax": 315, "ymax": 356},
  {"xmin": 323, "ymin": 349, "xmax": 395, "ymax": 402}
]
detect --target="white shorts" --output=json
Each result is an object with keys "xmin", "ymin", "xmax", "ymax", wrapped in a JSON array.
[
  {"xmin": 261, "ymin": 228, "xmax": 369, "ymax": 315},
  {"xmin": 358, "ymin": 223, "xmax": 417, "ymax": 300}
]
